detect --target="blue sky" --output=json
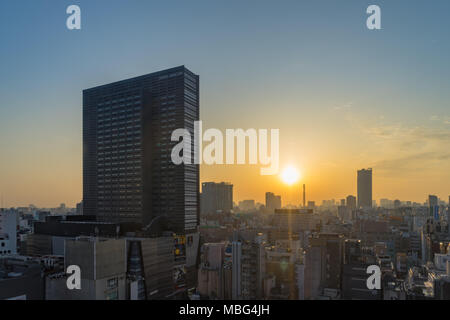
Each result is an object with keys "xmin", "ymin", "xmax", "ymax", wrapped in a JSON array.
[{"xmin": 0, "ymin": 0, "xmax": 449, "ymax": 206}]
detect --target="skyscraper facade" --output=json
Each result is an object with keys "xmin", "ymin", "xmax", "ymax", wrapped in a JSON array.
[
  {"xmin": 357, "ymin": 168, "xmax": 372, "ymax": 209},
  {"xmin": 200, "ymin": 182, "xmax": 233, "ymax": 215},
  {"xmin": 428, "ymin": 195, "xmax": 438, "ymax": 207},
  {"xmin": 346, "ymin": 195, "xmax": 356, "ymax": 210},
  {"xmin": 231, "ymin": 240, "xmax": 242, "ymax": 300},
  {"xmin": 428, "ymin": 195, "xmax": 439, "ymax": 220},
  {"xmin": 265, "ymin": 192, "xmax": 281, "ymax": 212},
  {"xmin": 83, "ymin": 66, "xmax": 199, "ymax": 234}
]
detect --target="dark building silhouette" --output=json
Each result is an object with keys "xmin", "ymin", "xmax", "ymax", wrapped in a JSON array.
[
  {"xmin": 201, "ymin": 182, "xmax": 233, "ymax": 215},
  {"xmin": 0, "ymin": 257, "xmax": 44, "ymax": 300},
  {"xmin": 83, "ymin": 66, "xmax": 199, "ymax": 234},
  {"xmin": 357, "ymin": 168, "xmax": 372, "ymax": 209},
  {"xmin": 342, "ymin": 239, "xmax": 381, "ymax": 300},
  {"xmin": 346, "ymin": 195, "xmax": 356, "ymax": 210},
  {"xmin": 265, "ymin": 192, "xmax": 281, "ymax": 212},
  {"xmin": 304, "ymin": 233, "xmax": 344, "ymax": 299}
]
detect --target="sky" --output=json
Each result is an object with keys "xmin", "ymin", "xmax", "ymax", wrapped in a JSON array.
[{"xmin": 0, "ymin": 0, "xmax": 449, "ymax": 207}]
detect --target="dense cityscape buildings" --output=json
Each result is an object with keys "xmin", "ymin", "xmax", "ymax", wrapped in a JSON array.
[{"xmin": 1, "ymin": 67, "xmax": 450, "ymax": 301}]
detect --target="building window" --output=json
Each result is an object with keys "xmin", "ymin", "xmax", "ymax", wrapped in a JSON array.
[
  {"xmin": 107, "ymin": 277, "xmax": 118, "ymax": 289},
  {"xmin": 105, "ymin": 290, "xmax": 118, "ymax": 300}
]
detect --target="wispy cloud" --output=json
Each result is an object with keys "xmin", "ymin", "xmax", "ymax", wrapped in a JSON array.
[
  {"xmin": 332, "ymin": 102, "xmax": 353, "ymax": 111},
  {"xmin": 371, "ymin": 151, "xmax": 450, "ymax": 173},
  {"xmin": 341, "ymin": 109, "xmax": 450, "ymax": 176},
  {"xmin": 429, "ymin": 115, "xmax": 450, "ymax": 125}
]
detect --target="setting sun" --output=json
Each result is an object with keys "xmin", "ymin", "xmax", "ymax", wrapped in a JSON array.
[{"xmin": 281, "ymin": 166, "xmax": 300, "ymax": 185}]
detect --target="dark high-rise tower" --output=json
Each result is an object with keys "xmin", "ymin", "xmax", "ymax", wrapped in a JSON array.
[
  {"xmin": 357, "ymin": 168, "xmax": 372, "ymax": 209},
  {"xmin": 265, "ymin": 192, "xmax": 281, "ymax": 212},
  {"xmin": 83, "ymin": 66, "xmax": 199, "ymax": 234},
  {"xmin": 303, "ymin": 184, "xmax": 306, "ymax": 208},
  {"xmin": 346, "ymin": 195, "xmax": 356, "ymax": 210},
  {"xmin": 201, "ymin": 182, "xmax": 233, "ymax": 215}
]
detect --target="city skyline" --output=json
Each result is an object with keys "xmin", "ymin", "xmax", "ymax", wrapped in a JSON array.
[
  {"xmin": 1, "ymin": 1, "xmax": 450, "ymax": 207},
  {"xmin": 1, "ymin": 0, "xmax": 450, "ymax": 304}
]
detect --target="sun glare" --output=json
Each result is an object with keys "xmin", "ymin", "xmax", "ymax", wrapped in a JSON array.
[{"xmin": 281, "ymin": 166, "xmax": 300, "ymax": 185}]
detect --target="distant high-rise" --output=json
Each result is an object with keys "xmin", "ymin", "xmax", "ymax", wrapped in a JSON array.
[
  {"xmin": 201, "ymin": 182, "xmax": 233, "ymax": 215},
  {"xmin": 76, "ymin": 201, "xmax": 83, "ymax": 215},
  {"xmin": 346, "ymin": 195, "xmax": 356, "ymax": 210},
  {"xmin": 448, "ymin": 196, "xmax": 450, "ymax": 235},
  {"xmin": 428, "ymin": 195, "xmax": 439, "ymax": 220},
  {"xmin": 265, "ymin": 192, "xmax": 281, "ymax": 212},
  {"xmin": 0, "ymin": 209, "xmax": 17, "ymax": 256},
  {"xmin": 83, "ymin": 66, "xmax": 199, "ymax": 234},
  {"xmin": 231, "ymin": 240, "xmax": 242, "ymax": 300},
  {"xmin": 357, "ymin": 168, "xmax": 372, "ymax": 209},
  {"xmin": 302, "ymin": 184, "xmax": 306, "ymax": 208},
  {"xmin": 238, "ymin": 200, "xmax": 256, "ymax": 212},
  {"xmin": 428, "ymin": 195, "xmax": 438, "ymax": 207}
]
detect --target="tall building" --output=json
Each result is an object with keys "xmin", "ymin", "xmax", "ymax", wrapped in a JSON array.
[
  {"xmin": 265, "ymin": 192, "xmax": 282, "ymax": 212},
  {"xmin": 341, "ymin": 238, "xmax": 381, "ymax": 300},
  {"xmin": 304, "ymin": 233, "xmax": 344, "ymax": 299},
  {"xmin": 240, "ymin": 240, "xmax": 265, "ymax": 299},
  {"xmin": 238, "ymin": 200, "xmax": 256, "ymax": 212},
  {"xmin": 126, "ymin": 236, "xmax": 174, "ymax": 300},
  {"xmin": 337, "ymin": 205, "xmax": 350, "ymax": 223},
  {"xmin": 76, "ymin": 201, "xmax": 83, "ymax": 215},
  {"xmin": 46, "ymin": 237, "xmax": 127, "ymax": 300},
  {"xmin": 357, "ymin": 168, "xmax": 372, "ymax": 209},
  {"xmin": 83, "ymin": 66, "xmax": 199, "ymax": 234},
  {"xmin": 197, "ymin": 242, "xmax": 227, "ymax": 299},
  {"xmin": 429, "ymin": 195, "xmax": 438, "ymax": 207},
  {"xmin": 429, "ymin": 195, "xmax": 439, "ymax": 221},
  {"xmin": 0, "ymin": 209, "xmax": 17, "ymax": 256},
  {"xmin": 201, "ymin": 182, "xmax": 233, "ymax": 215},
  {"xmin": 346, "ymin": 195, "xmax": 356, "ymax": 210},
  {"xmin": 307, "ymin": 201, "xmax": 315, "ymax": 209},
  {"xmin": 231, "ymin": 240, "xmax": 242, "ymax": 300},
  {"xmin": 343, "ymin": 239, "xmax": 362, "ymax": 265}
]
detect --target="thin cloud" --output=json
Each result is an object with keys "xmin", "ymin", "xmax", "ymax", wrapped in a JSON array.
[{"xmin": 344, "ymin": 113, "xmax": 450, "ymax": 176}]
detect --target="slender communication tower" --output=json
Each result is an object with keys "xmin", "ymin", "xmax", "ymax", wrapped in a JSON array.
[{"xmin": 303, "ymin": 184, "xmax": 306, "ymax": 208}]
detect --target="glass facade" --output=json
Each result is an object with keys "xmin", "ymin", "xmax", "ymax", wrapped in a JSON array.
[{"xmin": 83, "ymin": 66, "xmax": 199, "ymax": 233}]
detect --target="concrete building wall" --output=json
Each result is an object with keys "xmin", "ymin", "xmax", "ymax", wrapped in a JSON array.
[
  {"xmin": 0, "ymin": 259, "xmax": 43, "ymax": 300},
  {"xmin": 139, "ymin": 237, "xmax": 174, "ymax": 299},
  {"xmin": 61, "ymin": 238, "xmax": 127, "ymax": 300},
  {"xmin": 0, "ymin": 210, "xmax": 18, "ymax": 255},
  {"xmin": 26, "ymin": 234, "xmax": 53, "ymax": 256},
  {"xmin": 231, "ymin": 241, "xmax": 241, "ymax": 300}
]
